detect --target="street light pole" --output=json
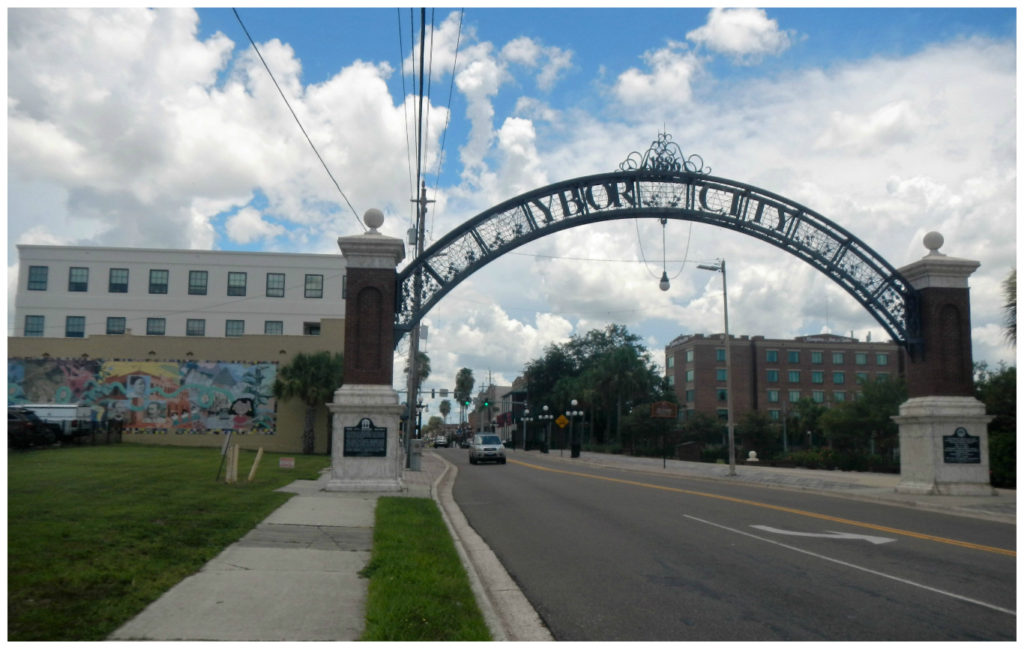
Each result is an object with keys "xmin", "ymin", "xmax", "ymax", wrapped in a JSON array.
[
  {"xmin": 698, "ymin": 259, "xmax": 736, "ymax": 477},
  {"xmin": 540, "ymin": 405, "xmax": 552, "ymax": 454},
  {"xmin": 567, "ymin": 399, "xmax": 583, "ymax": 458}
]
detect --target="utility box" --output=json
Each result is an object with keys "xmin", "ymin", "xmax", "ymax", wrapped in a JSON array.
[{"xmin": 409, "ymin": 438, "xmax": 423, "ymax": 471}]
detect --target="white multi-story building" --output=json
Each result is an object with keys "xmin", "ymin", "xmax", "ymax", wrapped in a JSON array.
[{"xmin": 13, "ymin": 245, "xmax": 347, "ymax": 338}]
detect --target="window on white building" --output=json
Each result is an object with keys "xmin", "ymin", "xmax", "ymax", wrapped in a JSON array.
[
  {"xmin": 149, "ymin": 269, "xmax": 169, "ymax": 294},
  {"xmin": 27, "ymin": 266, "xmax": 48, "ymax": 291},
  {"xmin": 24, "ymin": 315, "xmax": 44, "ymax": 336},
  {"xmin": 188, "ymin": 270, "xmax": 208, "ymax": 295},
  {"xmin": 109, "ymin": 268, "xmax": 129, "ymax": 293},
  {"xmin": 66, "ymin": 316, "xmax": 86, "ymax": 338},
  {"xmin": 266, "ymin": 273, "xmax": 285, "ymax": 298},
  {"xmin": 304, "ymin": 274, "xmax": 324, "ymax": 298},
  {"xmin": 68, "ymin": 267, "xmax": 89, "ymax": 292},
  {"xmin": 227, "ymin": 272, "xmax": 247, "ymax": 297}
]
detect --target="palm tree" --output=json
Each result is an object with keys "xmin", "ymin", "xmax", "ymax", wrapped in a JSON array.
[
  {"xmin": 404, "ymin": 351, "xmax": 431, "ymax": 400},
  {"xmin": 439, "ymin": 399, "xmax": 451, "ymax": 427},
  {"xmin": 454, "ymin": 368, "xmax": 474, "ymax": 426},
  {"xmin": 273, "ymin": 351, "xmax": 344, "ymax": 454}
]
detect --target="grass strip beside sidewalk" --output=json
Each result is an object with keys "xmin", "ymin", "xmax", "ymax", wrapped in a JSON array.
[
  {"xmin": 7, "ymin": 445, "xmax": 330, "ymax": 641},
  {"xmin": 360, "ymin": 497, "xmax": 491, "ymax": 641}
]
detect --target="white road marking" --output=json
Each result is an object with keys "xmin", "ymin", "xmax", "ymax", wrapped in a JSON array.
[
  {"xmin": 750, "ymin": 525, "xmax": 895, "ymax": 545},
  {"xmin": 684, "ymin": 514, "xmax": 1015, "ymax": 616}
]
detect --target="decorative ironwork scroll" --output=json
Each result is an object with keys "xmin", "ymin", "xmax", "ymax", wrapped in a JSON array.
[
  {"xmin": 618, "ymin": 132, "xmax": 711, "ymax": 175},
  {"xmin": 396, "ymin": 138, "xmax": 921, "ymax": 354}
]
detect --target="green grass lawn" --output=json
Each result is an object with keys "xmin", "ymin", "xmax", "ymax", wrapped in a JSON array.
[
  {"xmin": 7, "ymin": 444, "xmax": 330, "ymax": 641},
  {"xmin": 360, "ymin": 497, "xmax": 491, "ymax": 641}
]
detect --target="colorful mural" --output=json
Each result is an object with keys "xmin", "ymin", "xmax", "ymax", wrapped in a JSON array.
[{"xmin": 8, "ymin": 358, "xmax": 277, "ymax": 435}]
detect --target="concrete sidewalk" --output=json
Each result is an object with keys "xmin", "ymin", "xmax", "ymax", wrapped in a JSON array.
[
  {"xmin": 109, "ymin": 451, "xmax": 550, "ymax": 642},
  {"xmin": 109, "ymin": 449, "xmax": 1013, "ymax": 641}
]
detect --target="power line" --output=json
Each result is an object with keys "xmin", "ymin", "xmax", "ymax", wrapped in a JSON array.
[
  {"xmin": 429, "ymin": 8, "xmax": 464, "ymax": 242},
  {"xmin": 231, "ymin": 8, "xmax": 364, "ymax": 231}
]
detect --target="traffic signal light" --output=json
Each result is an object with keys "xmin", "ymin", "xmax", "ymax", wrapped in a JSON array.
[
  {"xmin": 464, "ymin": 399, "xmax": 471, "ymax": 406},
  {"xmin": 483, "ymin": 400, "xmax": 490, "ymax": 407}
]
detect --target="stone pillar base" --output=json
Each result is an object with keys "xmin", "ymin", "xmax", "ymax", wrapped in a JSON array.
[
  {"xmin": 893, "ymin": 396, "xmax": 995, "ymax": 496},
  {"xmin": 324, "ymin": 384, "xmax": 406, "ymax": 493}
]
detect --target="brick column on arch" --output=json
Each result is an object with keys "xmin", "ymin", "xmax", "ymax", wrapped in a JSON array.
[
  {"xmin": 892, "ymin": 232, "xmax": 994, "ymax": 496},
  {"xmin": 325, "ymin": 210, "xmax": 407, "ymax": 493},
  {"xmin": 337, "ymin": 228, "xmax": 405, "ymax": 386}
]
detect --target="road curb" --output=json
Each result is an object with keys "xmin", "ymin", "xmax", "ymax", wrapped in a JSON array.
[{"xmin": 428, "ymin": 451, "xmax": 553, "ymax": 642}]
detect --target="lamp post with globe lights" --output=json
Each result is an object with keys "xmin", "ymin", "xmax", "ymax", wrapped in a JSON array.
[{"xmin": 567, "ymin": 399, "xmax": 584, "ymax": 458}]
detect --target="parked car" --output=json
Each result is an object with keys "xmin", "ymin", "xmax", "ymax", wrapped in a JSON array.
[
  {"xmin": 434, "ymin": 435, "xmax": 449, "ymax": 448},
  {"xmin": 468, "ymin": 433, "xmax": 506, "ymax": 465},
  {"xmin": 8, "ymin": 408, "xmax": 57, "ymax": 448}
]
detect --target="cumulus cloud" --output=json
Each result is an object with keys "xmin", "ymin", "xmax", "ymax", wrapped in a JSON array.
[
  {"xmin": 502, "ymin": 36, "xmax": 573, "ymax": 91},
  {"xmin": 225, "ymin": 207, "xmax": 286, "ymax": 244},
  {"xmin": 686, "ymin": 7, "xmax": 794, "ymax": 64},
  {"xmin": 613, "ymin": 40, "xmax": 702, "ymax": 109}
]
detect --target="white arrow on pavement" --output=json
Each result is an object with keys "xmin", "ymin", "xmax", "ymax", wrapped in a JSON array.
[{"xmin": 750, "ymin": 525, "xmax": 896, "ymax": 545}]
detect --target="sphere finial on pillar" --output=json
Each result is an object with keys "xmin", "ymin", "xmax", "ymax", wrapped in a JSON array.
[
  {"xmin": 363, "ymin": 208, "xmax": 385, "ymax": 232},
  {"xmin": 923, "ymin": 231, "xmax": 944, "ymax": 256}
]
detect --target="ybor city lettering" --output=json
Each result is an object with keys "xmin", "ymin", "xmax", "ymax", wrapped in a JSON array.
[{"xmin": 522, "ymin": 175, "xmax": 798, "ymax": 236}]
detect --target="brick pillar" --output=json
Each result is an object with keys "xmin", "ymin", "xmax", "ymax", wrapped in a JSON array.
[
  {"xmin": 326, "ymin": 209, "xmax": 407, "ymax": 492},
  {"xmin": 893, "ymin": 232, "xmax": 994, "ymax": 495}
]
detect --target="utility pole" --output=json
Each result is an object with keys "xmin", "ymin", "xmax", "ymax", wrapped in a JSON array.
[{"xmin": 405, "ymin": 180, "xmax": 433, "ymax": 466}]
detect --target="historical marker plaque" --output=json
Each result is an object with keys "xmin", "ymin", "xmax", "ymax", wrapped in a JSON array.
[
  {"xmin": 942, "ymin": 427, "xmax": 980, "ymax": 464},
  {"xmin": 344, "ymin": 417, "xmax": 388, "ymax": 457}
]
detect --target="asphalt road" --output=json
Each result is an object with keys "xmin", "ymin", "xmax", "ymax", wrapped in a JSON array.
[{"xmin": 441, "ymin": 448, "xmax": 1016, "ymax": 642}]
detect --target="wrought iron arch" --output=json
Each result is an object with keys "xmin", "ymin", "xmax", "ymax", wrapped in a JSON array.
[{"xmin": 396, "ymin": 135, "xmax": 921, "ymax": 354}]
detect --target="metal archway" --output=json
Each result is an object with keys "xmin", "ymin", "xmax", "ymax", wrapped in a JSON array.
[{"xmin": 396, "ymin": 134, "xmax": 921, "ymax": 355}]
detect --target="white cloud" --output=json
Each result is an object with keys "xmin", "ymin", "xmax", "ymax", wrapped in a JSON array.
[
  {"xmin": 225, "ymin": 207, "xmax": 286, "ymax": 244},
  {"xmin": 613, "ymin": 40, "xmax": 702, "ymax": 109},
  {"xmin": 686, "ymin": 7, "xmax": 793, "ymax": 64}
]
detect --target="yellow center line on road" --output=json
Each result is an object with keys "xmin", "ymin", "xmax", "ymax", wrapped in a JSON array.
[{"xmin": 508, "ymin": 458, "xmax": 1015, "ymax": 557}]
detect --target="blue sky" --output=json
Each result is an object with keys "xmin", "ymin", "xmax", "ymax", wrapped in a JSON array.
[{"xmin": 7, "ymin": 6, "xmax": 1018, "ymax": 408}]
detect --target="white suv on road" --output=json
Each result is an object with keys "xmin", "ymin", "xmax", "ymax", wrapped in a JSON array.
[{"xmin": 468, "ymin": 433, "xmax": 506, "ymax": 465}]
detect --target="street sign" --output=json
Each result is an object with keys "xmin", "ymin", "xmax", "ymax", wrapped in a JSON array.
[
  {"xmin": 555, "ymin": 415, "xmax": 569, "ymax": 428},
  {"xmin": 650, "ymin": 401, "xmax": 678, "ymax": 419}
]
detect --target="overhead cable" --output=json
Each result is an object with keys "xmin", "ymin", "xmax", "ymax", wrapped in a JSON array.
[{"xmin": 232, "ymin": 8, "xmax": 365, "ymax": 231}]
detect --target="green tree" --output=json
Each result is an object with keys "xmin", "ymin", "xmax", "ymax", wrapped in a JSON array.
[
  {"xmin": 791, "ymin": 397, "xmax": 827, "ymax": 447},
  {"xmin": 680, "ymin": 411, "xmax": 723, "ymax": 445},
  {"xmin": 819, "ymin": 374, "xmax": 909, "ymax": 454},
  {"xmin": 620, "ymin": 402, "xmax": 676, "ymax": 456},
  {"xmin": 523, "ymin": 324, "xmax": 664, "ymax": 445},
  {"xmin": 422, "ymin": 415, "xmax": 445, "ymax": 438},
  {"xmin": 736, "ymin": 410, "xmax": 779, "ymax": 458},
  {"xmin": 975, "ymin": 362, "xmax": 1016, "ymax": 488},
  {"xmin": 272, "ymin": 351, "xmax": 344, "ymax": 454},
  {"xmin": 820, "ymin": 378, "xmax": 906, "ymax": 457},
  {"xmin": 439, "ymin": 399, "xmax": 451, "ymax": 426},
  {"xmin": 404, "ymin": 351, "xmax": 431, "ymax": 399},
  {"xmin": 1003, "ymin": 268, "xmax": 1016, "ymax": 346},
  {"xmin": 454, "ymin": 368, "xmax": 475, "ymax": 425}
]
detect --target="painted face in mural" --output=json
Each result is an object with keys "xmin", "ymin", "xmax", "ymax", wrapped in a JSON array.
[
  {"xmin": 129, "ymin": 376, "xmax": 148, "ymax": 398},
  {"xmin": 144, "ymin": 401, "xmax": 165, "ymax": 423}
]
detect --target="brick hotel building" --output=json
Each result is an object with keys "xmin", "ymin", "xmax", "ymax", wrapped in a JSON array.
[{"xmin": 665, "ymin": 332, "xmax": 904, "ymax": 422}]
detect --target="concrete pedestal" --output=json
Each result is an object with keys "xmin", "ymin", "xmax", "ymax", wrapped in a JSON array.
[
  {"xmin": 324, "ymin": 384, "xmax": 405, "ymax": 492},
  {"xmin": 892, "ymin": 396, "xmax": 994, "ymax": 495}
]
